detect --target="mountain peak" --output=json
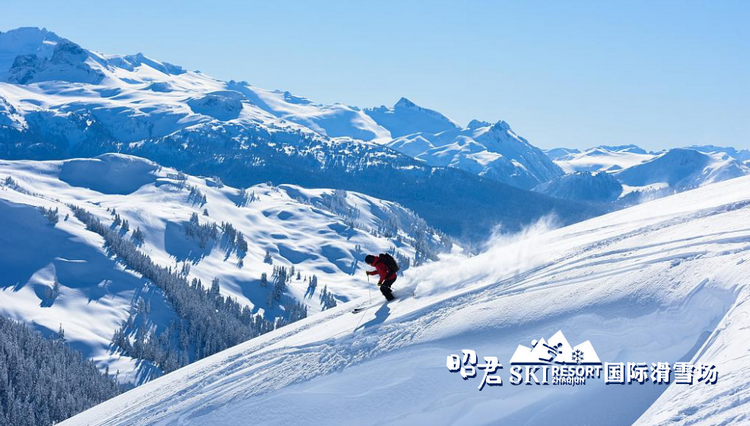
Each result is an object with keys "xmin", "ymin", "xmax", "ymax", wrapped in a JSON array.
[
  {"xmin": 5, "ymin": 37, "xmax": 103, "ymax": 84},
  {"xmin": 394, "ymin": 97, "xmax": 417, "ymax": 109},
  {"xmin": 467, "ymin": 119, "xmax": 491, "ymax": 130},
  {"xmin": 106, "ymin": 52, "xmax": 186, "ymax": 75},
  {"xmin": 597, "ymin": 144, "xmax": 649, "ymax": 155},
  {"xmin": 0, "ymin": 27, "xmax": 60, "ymax": 40},
  {"xmin": 490, "ymin": 120, "xmax": 511, "ymax": 132},
  {"xmin": 0, "ymin": 27, "xmax": 63, "ymax": 74},
  {"xmin": 50, "ymin": 39, "xmax": 87, "ymax": 61},
  {"xmin": 365, "ymin": 97, "xmax": 459, "ymax": 138}
]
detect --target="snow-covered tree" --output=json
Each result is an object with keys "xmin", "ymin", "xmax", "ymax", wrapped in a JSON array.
[
  {"xmin": 46, "ymin": 276, "xmax": 61, "ymax": 301},
  {"xmin": 319, "ymin": 285, "xmax": 337, "ymax": 310},
  {"xmin": 187, "ymin": 185, "xmax": 207, "ymax": 206},
  {"xmin": 39, "ymin": 206, "xmax": 59, "ymax": 225},
  {"xmin": 209, "ymin": 277, "xmax": 221, "ymax": 299},
  {"xmin": 185, "ymin": 214, "xmax": 219, "ymax": 248},
  {"xmin": 132, "ymin": 227, "xmax": 145, "ymax": 245},
  {"xmin": 0, "ymin": 315, "xmax": 120, "ymax": 426},
  {"xmin": 236, "ymin": 231, "xmax": 248, "ymax": 254}
]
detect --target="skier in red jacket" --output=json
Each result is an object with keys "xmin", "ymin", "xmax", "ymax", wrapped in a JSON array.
[{"xmin": 365, "ymin": 254, "xmax": 398, "ymax": 301}]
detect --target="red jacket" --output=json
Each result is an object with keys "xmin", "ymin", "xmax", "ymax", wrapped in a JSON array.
[{"xmin": 367, "ymin": 257, "xmax": 397, "ymax": 284}]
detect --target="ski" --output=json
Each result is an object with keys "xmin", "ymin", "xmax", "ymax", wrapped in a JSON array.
[
  {"xmin": 351, "ymin": 305, "xmax": 376, "ymax": 314},
  {"xmin": 351, "ymin": 297, "xmax": 398, "ymax": 313}
]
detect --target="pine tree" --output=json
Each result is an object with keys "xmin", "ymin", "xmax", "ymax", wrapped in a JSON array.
[
  {"xmin": 236, "ymin": 231, "xmax": 248, "ymax": 254},
  {"xmin": 0, "ymin": 315, "xmax": 120, "ymax": 426},
  {"xmin": 47, "ymin": 277, "xmax": 61, "ymax": 301},
  {"xmin": 39, "ymin": 206, "xmax": 59, "ymax": 225},
  {"xmin": 132, "ymin": 227, "xmax": 145, "ymax": 245},
  {"xmin": 209, "ymin": 278, "xmax": 220, "ymax": 298}
]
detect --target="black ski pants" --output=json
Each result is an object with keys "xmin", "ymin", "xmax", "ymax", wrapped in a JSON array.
[{"xmin": 380, "ymin": 276, "xmax": 397, "ymax": 300}]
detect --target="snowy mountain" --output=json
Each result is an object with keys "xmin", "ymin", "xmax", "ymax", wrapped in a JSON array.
[
  {"xmin": 615, "ymin": 148, "xmax": 750, "ymax": 192},
  {"xmin": 543, "ymin": 146, "xmax": 580, "ymax": 160},
  {"xmin": 545, "ymin": 145, "xmax": 750, "ymax": 205},
  {"xmin": 382, "ymin": 116, "xmax": 564, "ymax": 189},
  {"xmin": 548, "ymin": 144, "xmax": 657, "ymax": 174},
  {"xmin": 243, "ymin": 92, "xmax": 563, "ymax": 190},
  {"xmin": 533, "ymin": 171, "xmax": 623, "ymax": 203},
  {"xmin": 229, "ymin": 84, "xmax": 391, "ymax": 142},
  {"xmin": 0, "ymin": 27, "xmax": 61, "ymax": 79},
  {"xmin": 364, "ymin": 97, "xmax": 460, "ymax": 139},
  {"xmin": 0, "ymin": 27, "xmax": 597, "ymax": 241},
  {"xmin": 64, "ymin": 164, "xmax": 750, "ymax": 426},
  {"xmin": 689, "ymin": 145, "xmax": 750, "ymax": 163},
  {"xmin": 0, "ymin": 153, "xmax": 451, "ymax": 384}
]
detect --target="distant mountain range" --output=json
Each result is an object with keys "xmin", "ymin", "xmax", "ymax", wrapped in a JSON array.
[
  {"xmin": 540, "ymin": 145, "xmax": 750, "ymax": 204},
  {"xmin": 383, "ymin": 113, "xmax": 562, "ymax": 190},
  {"xmin": 0, "ymin": 27, "xmax": 598, "ymax": 241},
  {"xmin": 545, "ymin": 144, "xmax": 658, "ymax": 173},
  {"xmin": 0, "ymin": 27, "xmax": 747, "ymax": 236}
]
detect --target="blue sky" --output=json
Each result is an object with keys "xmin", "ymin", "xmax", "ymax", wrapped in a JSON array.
[{"xmin": 1, "ymin": 0, "xmax": 748, "ymax": 149}]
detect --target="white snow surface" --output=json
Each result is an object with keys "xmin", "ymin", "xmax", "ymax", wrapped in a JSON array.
[
  {"xmin": 551, "ymin": 145, "xmax": 657, "ymax": 174},
  {"xmin": 0, "ymin": 154, "xmax": 439, "ymax": 384},
  {"xmin": 63, "ymin": 174, "xmax": 750, "ymax": 425}
]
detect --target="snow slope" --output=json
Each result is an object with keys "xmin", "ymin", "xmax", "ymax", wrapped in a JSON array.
[
  {"xmin": 0, "ymin": 193, "xmax": 161, "ymax": 385},
  {"xmin": 0, "ymin": 154, "xmax": 447, "ymax": 384},
  {"xmin": 236, "ymin": 85, "xmax": 390, "ymax": 142},
  {"xmin": 64, "ymin": 172, "xmax": 750, "ymax": 425}
]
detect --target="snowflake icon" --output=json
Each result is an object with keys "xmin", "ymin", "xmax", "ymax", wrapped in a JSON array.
[{"xmin": 573, "ymin": 349, "xmax": 584, "ymax": 364}]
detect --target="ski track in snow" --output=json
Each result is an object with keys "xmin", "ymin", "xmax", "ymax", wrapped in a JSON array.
[{"xmin": 63, "ymin": 175, "xmax": 750, "ymax": 426}]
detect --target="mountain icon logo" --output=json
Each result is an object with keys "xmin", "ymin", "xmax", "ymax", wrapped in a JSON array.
[{"xmin": 509, "ymin": 330, "xmax": 602, "ymax": 365}]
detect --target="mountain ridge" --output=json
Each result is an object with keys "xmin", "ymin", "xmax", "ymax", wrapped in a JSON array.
[{"xmin": 0, "ymin": 26, "xmax": 601, "ymax": 241}]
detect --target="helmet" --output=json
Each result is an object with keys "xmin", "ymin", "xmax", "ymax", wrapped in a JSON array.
[{"xmin": 365, "ymin": 255, "xmax": 376, "ymax": 265}]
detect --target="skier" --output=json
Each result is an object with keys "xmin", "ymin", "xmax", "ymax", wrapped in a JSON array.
[{"xmin": 365, "ymin": 253, "xmax": 399, "ymax": 301}]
